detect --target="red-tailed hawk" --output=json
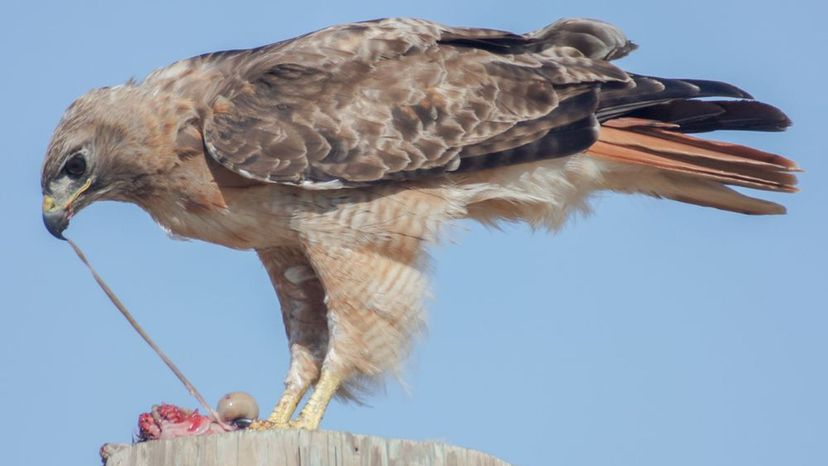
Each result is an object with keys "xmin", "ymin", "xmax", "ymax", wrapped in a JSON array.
[{"xmin": 40, "ymin": 17, "xmax": 797, "ymax": 430}]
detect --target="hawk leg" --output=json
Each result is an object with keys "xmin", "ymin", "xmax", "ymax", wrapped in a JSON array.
[
  {"xmin": 288, "ymin": 367, "xmax": 342, "ymax": 429},
  {"xmin": 287, "ymin": 235, "xmax": 429, "ymax": 429},
  {"xmin": 252, "ymin": 247, "xmax": 328, "ymax": 430},
  {"xmin": 260, "ymin": 346, "xmax": 318, "ymax": 427},
  {"xmin": 255, "ymin": 198, "xmax": 432, "ymax": 430}
]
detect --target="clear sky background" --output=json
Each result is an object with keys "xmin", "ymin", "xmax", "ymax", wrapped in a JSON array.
[{"xmin": 1, "ymin": 1, "xmax": 825, "ymax": 465}]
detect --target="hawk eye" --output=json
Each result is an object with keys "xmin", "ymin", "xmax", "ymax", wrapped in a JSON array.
[{"xmin": 63, "ymin": 153, "xmax": 87, "ymax": 179}]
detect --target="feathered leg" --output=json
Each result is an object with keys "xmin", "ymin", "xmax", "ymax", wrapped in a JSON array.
[
  {"xmin": 285, "ymin": 230, "xmax": 429, "ymax": 429},
  {"xmin": 252, "ymin": 247, "xmax": 328, "ymax": 429}
]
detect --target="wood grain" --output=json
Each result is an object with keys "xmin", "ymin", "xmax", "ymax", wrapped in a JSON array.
[{"xmin": 102, "ymin": 430, "xmax": 512, "ymax": 466}]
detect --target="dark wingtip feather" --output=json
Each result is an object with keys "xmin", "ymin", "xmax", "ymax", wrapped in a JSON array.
[
  {"xmin": 598, "ymin": 75, "xmax": 762, "ymax": 120},
  {"xmin": 628, "ymin": 100, "xmax": 792, "ymax": 133},
  {"xmin": 712, "ymin": 100, "xmax": 792, "ymax": 132},
  {"xmin": 680, "ymin": 78, "xmax": 753, "ymax": 100}
]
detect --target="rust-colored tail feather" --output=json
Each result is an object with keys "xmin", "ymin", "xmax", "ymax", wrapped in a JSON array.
[{"xmin": 588, "ymin": 117, "xmax": 799, "ymax": 215}]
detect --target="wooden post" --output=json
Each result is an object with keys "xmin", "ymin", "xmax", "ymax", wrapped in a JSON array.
[{"xmin": 102, "ymin": 430, "xmax": 512, "ymax": 466}]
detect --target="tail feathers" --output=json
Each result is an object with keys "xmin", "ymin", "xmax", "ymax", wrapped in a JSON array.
[
  {"xmin": 646, "ymin": 174, "xmax": 789, "ymax": 215},
  {"xmin": 588, "ymin": 117, "xmax": 799, "ymax": 215}
]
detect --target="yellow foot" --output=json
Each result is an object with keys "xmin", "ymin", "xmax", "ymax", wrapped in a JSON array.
[
  {"xmin": 287, "ymin": 417, "xmax": 318, "ymax": 430},
  {"xmin": 247, "ymin": 420, "xmax": 290, "ymax": 431},
  {"xmin": 285, "ymin": 370, "xmax": 341, "ymax": 430}
]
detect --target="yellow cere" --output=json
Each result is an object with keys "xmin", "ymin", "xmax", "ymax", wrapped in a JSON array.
[{"xmin": 42, "ymin": 196, "xmax": 56, "ymax": 212}]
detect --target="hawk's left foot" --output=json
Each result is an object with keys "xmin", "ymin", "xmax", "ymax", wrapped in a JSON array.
[
  {"xmin": 247, "ymin": 419, "xmax": 290, "ymax": 430},
  {"xmin": 253, "ymin": 380, "xmax": 312, "ymax": 429}
]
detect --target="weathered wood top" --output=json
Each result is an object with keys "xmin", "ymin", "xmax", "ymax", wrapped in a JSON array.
[{"xmin": 102, "ymin": 430, "xmax": 512, "ymax": 466}]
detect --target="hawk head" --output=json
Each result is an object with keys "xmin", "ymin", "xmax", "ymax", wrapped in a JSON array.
[{"xmin": 41, "ymin": 85, "xmax": 178, "ymax": 239}]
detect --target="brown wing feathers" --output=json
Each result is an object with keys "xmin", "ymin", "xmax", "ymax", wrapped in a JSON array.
[
  {"xmin": 202, "ymin": 18, "xmax": 633, "ymax": 186},
  {"xmin": 197, "ymin": 17, "xmax": 797, "ymax": 214},
  {"xmin": 441, "ymin": 17, "xmax": 636, "ymax": 60}
]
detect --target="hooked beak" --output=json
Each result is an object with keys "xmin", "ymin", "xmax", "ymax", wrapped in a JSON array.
[
  {"xmin": 42, "ymin": 195, "xmax": 69, "ymax": 240},
  {"xmin": 42, "ymin": 178, "xmax": 93, "ymax": 240}
]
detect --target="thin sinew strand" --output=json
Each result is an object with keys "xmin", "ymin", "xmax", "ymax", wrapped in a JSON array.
[{"xmin": 66, "ymin": 238, "xmax": 228, "ymax": 428}]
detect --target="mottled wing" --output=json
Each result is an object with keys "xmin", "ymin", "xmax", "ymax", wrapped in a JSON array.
[{"xmin": 200, "ymin": 18, "xmax": 632, "ymax": 186}]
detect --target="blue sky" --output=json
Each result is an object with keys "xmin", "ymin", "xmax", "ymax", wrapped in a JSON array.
[{"xmin": 1, "ymin": 1, "xmax": 825, "ymax": 465}]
